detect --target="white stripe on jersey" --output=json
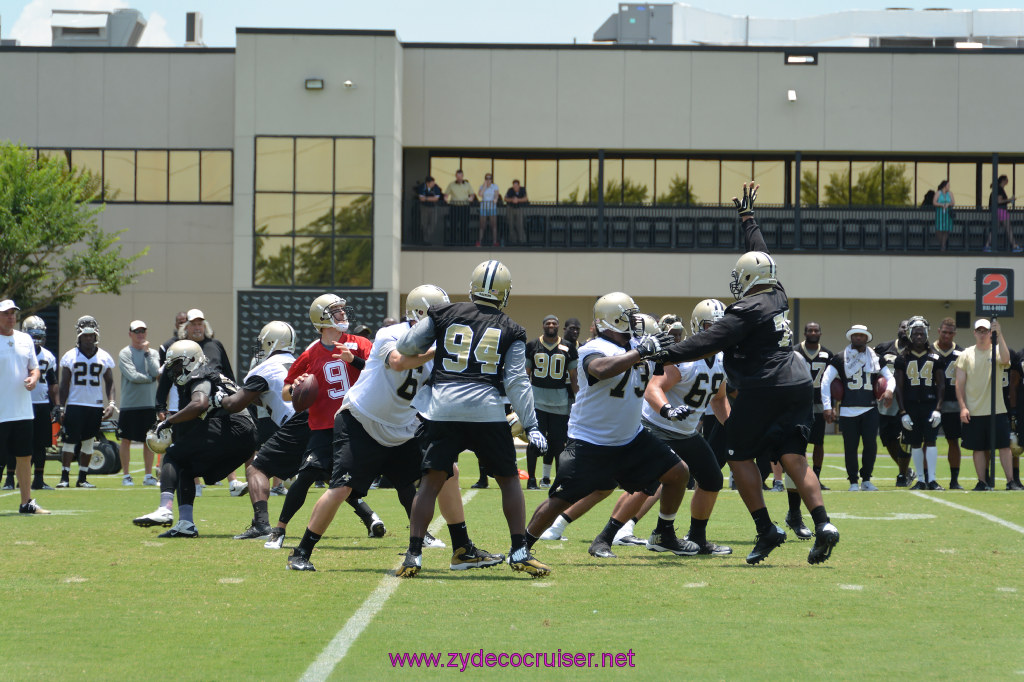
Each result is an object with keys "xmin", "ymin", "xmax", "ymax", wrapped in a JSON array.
[
  {"xmin": 245, "ymin": 352, "xmax": 296, "ymax": 427},
  {"xmin": 342, "ymin": 322, "xmax": 433, "ymax": 447},
  {"xmin": 60, "ymin": 347, "xmax": 115, "ymax": 407},
  {"xmin": 31, "ymin": 346, "xmax": 57, "ymax": 404},
  {"xmin": 642, "ymin": 353, "xmax": 725, "ymax": 436},
  {"xmin": 567, "ymin": 336, "xmax": 648, "ymax": 447}
]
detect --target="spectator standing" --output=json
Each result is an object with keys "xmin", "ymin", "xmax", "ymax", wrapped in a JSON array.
[
  {"xmin": 157, "ymin": 311, "xmax": 187, "ymax": 415},
  {"xmin": 476, "ymin": 173, "xmax": 501, "ymax": 247},
  {"xmin": 505, "ymin": 180, "xmax": 529, "ymax": 245},
  {"xmin": 955, "ymin": 318, "xmax": 1021, "ymax": 490},
  {"xmin": 933, "ymin": 180, "xmax": 954, "ymax": 252},
  {"xmin": 118, "ymin": 320, "xmax": 160, "ymax": 486},
  {"xmin": 444, "ymin": 170, "xmax": 475, "ymax": 243},
  {"xmin": 933, "ymin": 317, "xmax": 965, "ymax": 489},
  {"xmin": 418, "ymin": 176, "xmax": 443, "ymax": 246},
  {"xmin": 986, "ymin": 175, "xmax": 1021, "ymax": 253}
]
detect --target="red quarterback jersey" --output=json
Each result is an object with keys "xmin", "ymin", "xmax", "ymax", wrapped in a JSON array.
[{"xmin": 286, "ymin": 334, "xmax": 372, "ymax": 430}]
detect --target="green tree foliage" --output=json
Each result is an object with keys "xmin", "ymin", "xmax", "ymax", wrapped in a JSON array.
[
  {"xmin": 0, "ymin": 143, "xmax": 148, "ymax": 314},
  {"xmin": 656, "ymin": 175, "xmax": 697, "ymax": 205},
  {"xmin": 801, "ymin": 162, "xmax": 912, "ymax": 207},
  {"xmin": 564, "ymin": 177, "xmax": 650, "ymax": 205}
]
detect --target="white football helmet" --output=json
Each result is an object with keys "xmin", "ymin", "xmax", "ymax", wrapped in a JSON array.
[
  {"xmin": 730, "ymin": 251, "xmax": 777, "ymax": 299},
  {"xmin": 22, "ymin": 316, "xmax": 46, "ymax": 345},
  {"xmin": 309, "ymin": 294, "xmax": 348, "ymax": 332},
  {"xmin": 469, "ymin": 260, "xmax": 512, "ymax": 309},
  {"xmin": 635, "ymin": 314, "xmax": 660, "ymax": 339},
  {"xmin": 75, "ymin": 314, "xmax": 100, "ymax": 340},
  {"xmin": 594, "ymin": 292, "xmax": 640, "ymax": 335},
  {"xmin": 405, "ymin": 284, "xmax": 450, "ymax": 323},
  {"xmin": 907, "ymin": 315, "xmax": 929, "ymax": 339},
  {"xmin": 164, "ymin": 339, "xmax": 207, "ymax": 386},
  {"xmin": 146, "ymin": 428, "xmax": 172, "ymax": 454},
  {"xmin": 691, "ymin": 299, "xmax": 726, "ymax": 335},
  {"xmin": 659, "ymin": 314, "xmax": 684, "ymax": 334},
  {"xmin": 255, "ymin": 321, "xmax": 297, "ymax": 363}
]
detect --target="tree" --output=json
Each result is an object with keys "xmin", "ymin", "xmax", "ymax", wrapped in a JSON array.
[
  {"xmin": 656, "ymin": 175, "xmax": 697, "ymax": 205},
  {"xmin": 564, "ymin": 177, "xmax": 650, "ymax": 205},
  {"xmin": 0, "ymin": 143, "xmax": 148, "ymax": 314},
  {"xmin": 801, "ymin": 162, "xmax": 912, "ymax": 207}
]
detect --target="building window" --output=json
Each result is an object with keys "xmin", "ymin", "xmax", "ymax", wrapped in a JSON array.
[{"xmin": 253, "ymin": 135, "xmax": 374, "ymax": 289}]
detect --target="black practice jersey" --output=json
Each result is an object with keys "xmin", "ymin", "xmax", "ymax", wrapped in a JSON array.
[
  {"xmin": 427, "ymin": 301, "xmax": 527, "ymax": 392},
  {"xmin": 932, "ymin": 341, "xmax": 963, "ymax": 403},
  {"xmin": 797, "ymin": 342, "xmax": 833, "ymax": 407},
  {"xmin": 895, "ymin": 350, "xmax": 941, "ymax": 406},
  {"xmin": 873, "ymin": 339, "xmax": 905, "ymax": 375},
  {"xmin": 1002, "ymin": 349, "xmax": 1018, "ymax": 411},
  {"xmin": 173, "ymin": 366, "xmax": 246, "ymax": 437},
  {"xmin": 829, "ymin": 350, "xmax": 880, "ymax": 408},
  {"xmin": 525, "ymin": 337, "xmax": 577, "ymax": 390},
  {"xmin": 662, "ymin": 219, "xmax": 811, "ymax": 389}
]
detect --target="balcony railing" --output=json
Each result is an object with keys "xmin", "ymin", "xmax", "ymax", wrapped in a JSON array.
[{"xmin": 402, "ymin": 200, "xmax": 1022, "ymax": 253}]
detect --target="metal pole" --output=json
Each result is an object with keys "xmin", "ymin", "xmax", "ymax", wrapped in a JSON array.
[
  {"xmin": 795, "ymin": 151, "xmax": 802, "ymax": 249},
  {"xmin": 597, "ymin": 149, "xmax": 606, "ymax": 246},
  {"xmin": 989, "ymin": 317, "xmax": 998, "ymax": 487},
  {"xmin": 992, "ymin": 153, "xmax": 999, "ymax": 251}
]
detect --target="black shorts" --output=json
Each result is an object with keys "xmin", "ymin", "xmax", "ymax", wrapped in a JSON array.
[
  {"xmin": 421, "ymin": 420, "xmax": 518, "ymax": 478},
  {"xmin": 700, "ymin": 417, "xmax": 728, "ymax": 468},
  {"xmin": 878, "ymin": 414, "xmax": 902, "ymax": 444},
  {"xmin": 32, "ymin": 403, "xmax": 52, "ymax": 453},
  {"xmin": 941, "ymin": 411, "xmax": 962, "ymax": 440},
  {"xmin": 165, "ymin": 413, "xmax": 256, "ymax": 484},
  {"xmin": 0, "ymin": 419, "xmax": 32, "ymax": 460},
  {"xmin": 534, "ymin": 409, "xmax": 569, "ymax": 460},
  {"xmin": 658, "ymin": 431, "xmax": 724, "ymax": 493},
  {"xmin": 117, "ymin": 407, "xmax": 157, "ymax": 443},
  {"xmin": 253, "ymin": 411, "xmax": 309, "ymax": 480},
  {"xmin": 548, "ymin": 429, "xmax": 681, "ymax": 504},
  {"xmin": 63, "ymin": 405, "xmax": 103, "ymax": 444},
  {"xmin": 808, "ymin": 412, "xmax": 826, "ymax": 446},
  {"xmin": 902, "ymin": 403, "xmax": 939, "ymax": 448},
  {"xmin": 330, "ymin": 409, "xmax": 422, "ymax": 498},
  {"xmin": 297, "ymin": 428, "xmax": 334, "ymax": 477},
  {"xmin": 726, "ymin": 384, "xmax": 812, "ymax": 463},
  {"xmin": 961, "ymin": 413, "xmax": 1011, "ymax": 452},
  {"xmin": 255, "ymin": 417, "xmax": 278, "ymax": 448}
]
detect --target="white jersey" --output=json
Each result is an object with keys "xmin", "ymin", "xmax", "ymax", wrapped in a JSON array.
[
  {"xmin": 60, "ymin": 347, "xmax": 115, "ymax": 408},
  {"xmin": 243, "ymin": 352, "xmax": 295, "ymax": 427},
  {"xmin": 342, "ymin": 322, "xmax": 432, "ymax": 447},
  {"xmin": 31, "ymin": 346, "xmax": 57, "ymax": 405},
  {"xmin": 642, "ymin": 353, "xmax": 725, "ymax": 437},
  {"xmin": 0, "ymin": 330, "xmax": 38, "ymax": 423},
  {"xmin": 567, "ymin": 336, "xmax": 653, "ymax": 447}
]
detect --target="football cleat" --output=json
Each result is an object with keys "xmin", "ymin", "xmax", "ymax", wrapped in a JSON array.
[
  {"xmin": 264, "ymin": 528, "xmax": 286, "ymax": 549},
  {"xmin": 269, "ymin": 484, "xmax": 287, "ymax": 496},
  {"xmin": 539, "ymin": 477, "xmax": 551, "ymax": 489},
  {"xmin": 588, "ymin": 539, "xmax": 617, "ymax": 559},
  {"xmin": 785, "ymin": 513, "xmax": 813, "ymax": 540},
  {"xmin": 122, "ymin": 475, "xmax": 134, "ymax": 487},
  {"xmin": 286, "ymin": 550, "xmax": 316, "ymax": 571},
  {"xmin": 423, "ymin": 532, "xmax": 446, "ymax": 549},
  {"xmin": 895, "ymin": 474, "xmax": 909, "ymax": 488},
  {"xmin": 949, "ymin": 481, "xmax": 965, "ymax": 490},
  {"xmin": 526, "ymin": 478, "xmax": 539, "ymax": 491},
  {"xmin": 848, "ymin": 483, "xmax": 860, "ymax": 492},
  {"xmin": 1007, "ymin": 481, "xmax": 1024, "ymax": 491},
  {"xmin": 229, "ymin": 480, "xmax": 249, "ymax": 497},
  {"xmin": 928, "ymin": 481, "xmax": 945, "ymax": 491},
  {"xmin": 158, "ymin": 521, "xmax": 198, "ymax": 538},
  {"xmin": 31, "ymin": 481, "xmax": 54, "ymax": 491},
  {"xmin": 906, "ymin": 468, "xmax": 918, "ymax": 485},
  {"xmin": 133, "ymin": 507, "xmax": 174, "ymax": 528},
  {"xmin": 685, "ymin": 536, "xmax": 732, "ymax": 556},
  {"xmin": 508, "ymin": 546, "xmax": 550, "ymax": 578},
  {"xmin": 233, "ymin": 522, "xmax": 273, "ymax": 540},
  {"xmin": 771, "ymin": 479, "xmax": 785, "ymax": 492},
  {"xmin": 450, "ymin": 543, "xmax": 504, "ymax": 570},
  {"xmin": 807, "ymin": 522, "xmax": 840, "ymax": 565},
  {"xmin": 860, "ymin": 480, "xmax": 879, "ymax": 491},
  {"xmin": 365, "ymin": 513, "xmax": 386, "ymax": 538},
  {"xmin": 646, "ymin": 531, "xmax": 699, "ymax": 556},
  {"xmin": 76, "ymin": 480, "xmax": 96, "ymax": 489},
  {"xmin": 972, "ymin": 481, "xmax": 992, "ymax": 491},
  {"xmin": 909, "ymin": 481, "xmax": 927, "ymax": 491},
  {"xmin": 746, "ymin": 524, "xmax": 787, "ymax": 565},
  {"xmin": 2, "ymin": 480, "xmax": 14, "ymax": 490},
  {"xmin": 56, "ymin": 480, "xmax": 69, "ymax": 489},
  {"xmin": 470, "ymin": 480, "xmax": 488, "ymax": 489},
  {"xmin": 143, "ymin": 474, "xmax": 158, "ymax": 486},
  {"xmin": 19, "ymin": 498, "xmax": 51, "ymax": 515},
  {"xmin": 819, "ymin": 483, "xmax": 830, "ymax": 491},
  {"xmin": 397, "ymin": 551, "xmax": 422, "ymax": 578},
  {"xmin": 612, "ymin": 534, "xmax": 647, "ymax": 547}
]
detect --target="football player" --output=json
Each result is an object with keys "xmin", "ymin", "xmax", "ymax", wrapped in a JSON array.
[
  {"xmin": 56, "ymin": 316, "xmax": 116, "ymax": 489},
  {"xmin": 524, "ymin": 293, "xmax": 695, "ymax": 560},
  {"xmin": 395, "ymin": 260, "xmax": 550, "ymax": 578},
  {"xmin": 796, "ymin": 322, "xmax": 832, "ymax": 490},
  {"xmin": 131, "ymin": 341, "xmax": 256, "ymax": 537},
  {"xmin": 524, "ymin": 314, "xmax": 578, "ymax": 489},
  {"xmin": 893, "ymin": 317, "xmax": 944, "ymax": 490},
  {"xmin": 821, "ymin": 325, "xmax": 894, "ymax": 491},
  {"xmin": 658, "ymin": 183, "xmax": 840, "ymax": 565},
  {"xmin": 874, "ymin": 320, "xmax": 915, "ymax": 486},
  {"xmin": 23, "ymin": 316, "xmax": 58, "ymax": 490},
  {"xmin": 563, "ymin": 317, "xmax": 582, "ymax": 353},
  {"xmin": 932, "ymin": 317, "xmax": 964, "ymax": 488},
  {"xmin": 287, "ymin": 285, "xmax": 498, "ymax": 571}
]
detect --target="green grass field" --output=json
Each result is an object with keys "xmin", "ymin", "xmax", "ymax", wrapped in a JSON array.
[{"xmin": 3, "ymin": 435, "xmax": 1023, "ymax": 680}]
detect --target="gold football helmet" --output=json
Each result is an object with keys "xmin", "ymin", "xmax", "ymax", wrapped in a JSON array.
[
  {"xmin": 635, "ymin": 313, "xmax": 660, "ymax": 338},
  {"xmin": 405, "ymin": 284, "xmax": 450, "ymax": 323},
  {"xmin": 146, "ymin": 428, "xmax": 172, "ymax": 454},
  {"xmin": 309, "ymin": 294, "xmax": 348, "ymax": 332},
  {"xmin": 164, "ymin": 340, "xmax": 207, "ymax": 386},
  {"xmin": 469, "ymin": 260, "xmax": 512, "ymax": 309},
  {"xmin": 729, "ymin": 251, "xmax": 777, "ymax": 299},
  {"xmin": 690, "ymin": 299, "xmax": 726, "ymax": 335},
  {"xmin": 22, "ymin": 315, "xmax": 46, "ymax": 345},
  {"xmin": 594, "ymin": 292, "xmax": 639, "ymax": 335},
  {"xmin": 256, "ymin": 321, "xmax": 297, "ymax": 363}
]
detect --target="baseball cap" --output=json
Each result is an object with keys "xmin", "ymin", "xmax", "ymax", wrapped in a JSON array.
[
  {"xmin": 0, "ymin": 299, "xmax": 20, "ymax": 312},
  {"xmin": 129, "ymin": 320, "xmax": 147, "ymax": 332},
  {"xmin": 186, "ymin": 308, "xmax": 205, "ymax": 322},
  {"xmin": 974, "ymin": 318, "xmax": 991, "ymax": 331}
]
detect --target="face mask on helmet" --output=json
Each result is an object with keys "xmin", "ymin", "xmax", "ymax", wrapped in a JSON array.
[
  {"xmin": 164, "ymin": 340, "xmax": 207, "ymax": 385},
  {"xmin": 405, "ymin": 284, "xmax": 451, "ymax": 323},
  {"xmin": 729, "ymin": 252, "xmax": 777, "ymax": 300},
  {"xmin": 594, "ymin": 292, "xmax": 640, "ymax": 335},
  {"xmin": 634, "ymin": 314, "xmax": 660, "ymax": 339},
  {"xmin": 309, "ymin": 294, "xmax": 349, "ymax": 333},
  {"xmin": 907, "ymin": 316, "xmax": 929, "ymax": 343},
  {"xmin": 691, "ymin": 299, "xmax": 726, "ymax": 335},
  {"xmin": 22, "ymin": 316, "xmax": 46, "ymax": 346},
  {"xmin": 254, "ymin": 321, "xmax": 297, "ymax": 363}
]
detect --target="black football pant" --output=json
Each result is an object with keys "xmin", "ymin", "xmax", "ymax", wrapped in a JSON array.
[{"xmin": 840, "ymin": 409, "xmax": 879, "ymax": 483}]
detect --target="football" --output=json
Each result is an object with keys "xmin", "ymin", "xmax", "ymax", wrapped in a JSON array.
[
  {"xmin": 829, "ymin": 377, "xmax": 844, "ymax": 403},
  {"xmin": 873, "ymin": 375, "xmax": 888, "ymax": 400},
  {"xmin": 290, "ymin": 374, "xmax": 319, "ymax": 412}
]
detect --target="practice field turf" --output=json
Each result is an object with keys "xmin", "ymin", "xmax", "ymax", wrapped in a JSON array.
[{"xmin": 3, "ymin": 437, "xmax": 1023, "ymax": 680}]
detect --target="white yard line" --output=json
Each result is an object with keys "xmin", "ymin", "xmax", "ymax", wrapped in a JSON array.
[
  {"xmin": 910, "ymin": 491, "xmax": 1024, "ymax": 534},
  {"xmin": 299, "ymin": 488, "xmax": 480, "ymax": 682}
]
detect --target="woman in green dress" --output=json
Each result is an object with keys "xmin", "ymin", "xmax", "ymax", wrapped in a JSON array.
[{"xmin": 933, "ymin": 180, "xmax": 954, "ymax": 251}]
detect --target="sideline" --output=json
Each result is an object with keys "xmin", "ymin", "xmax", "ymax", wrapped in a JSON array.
[
  {"xmin": 910, "ymin": 490, "xmax": 1024, "ymax": 534},
  {"xmin": 299, "ymin": 488, "xmax": 480, "ymax": 682}
]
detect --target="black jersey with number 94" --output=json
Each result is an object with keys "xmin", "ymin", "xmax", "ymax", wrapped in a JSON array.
[{"xmin": 427, "ymin": 301, "xmax": 527, "ymax": 390}]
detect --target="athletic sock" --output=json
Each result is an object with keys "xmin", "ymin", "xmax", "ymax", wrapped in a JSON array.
[
  {"xmin": 925, "ymin": 447, "xmax": 938, "ymax": 482},
  {"xmin": 950, "ymin": 466, "xmax": 960, "ymax": 486},
  {"xmin": 596, "ymin": 518, "xmax": 624, "ymax": 544},
  {"xmin": 551, "ymin": 513, "xmax": 571, "ymax": 532},
  {"xmin": 60, "ymin": 466, "xmax": 70, "ymax": 482},
  {"xmin": 526, "ymin": 531, "xmax": 539, "ymax": 550},
  {"xmin": 542, "ymin": 463, "xmax": 552, "ymax": 480},
  {"xmin": 688, "ymin": 517, "xmax": 708, "ymax": 545},
  {"xmin": 526, "ymin": 450, "xmax": 538, "ymax": 481},
  {"xmin": 812, "ymin": 465, "xmax": 822, "ymax": 479},
  {"xmin": 253, "ymin": 500, "xmax": 270, "ymax": 527},
  {"xmin": 810, "ymin": 505, "xmax": 829, "ymax": 527},
  {"xmin": 787, "ymin": 490, "xmax": 802, "ymax": 516},
  {"xmin": 654, "ymin": 512, "xmax": 676, "ymax": 536},
  {"xmin": 297, "ymin": 528, "xmax": 322, "ymax": 556},
  {"xmin": 448, "ymin": 522, "xmax": 470, "ymax": 549},
  {"xmin": 911, "ymin": 448, "xmax": 924, "ymax": 481},
  {"xmin": 178, "ymin": 504, "xmax": 194, "ymax": 524},
  {"xmin": 77, "ymin": 468, "xmax": 87, "ymax": 484},
  {"xmin": 615, "ymin": 519, "xmax": 635, "ymax": 539},
  {"xmin": 751, "ymin": 507, "xmax": 773, "ymax": 535},
  {"xmin": 1015, "ymin": 467, "xmax": 1021, "ymax": 485},
  {"xmin": 160, "ymin": 491, "xmax": 174, "ymax": 510},
  {"xmin": 347, "ymin": 497, "xmax": 374, "ymax": 524},
  {"xmin": 408, "ymin": 536, "xmax": 424, "ymax": 555},
  {"xmin": 510, "ymin": 533, "xmax": 527, "ymax": 552}
]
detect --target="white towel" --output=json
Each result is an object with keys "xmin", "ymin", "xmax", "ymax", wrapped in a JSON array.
[{"xmin": 843, "ymin": 345, "xmax": 880, "ymax": 378}]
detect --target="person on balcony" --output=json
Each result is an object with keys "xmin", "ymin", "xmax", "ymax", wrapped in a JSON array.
[{"xmin": 932, "ymin": 180, "xmax": 954, "ymax": 252}]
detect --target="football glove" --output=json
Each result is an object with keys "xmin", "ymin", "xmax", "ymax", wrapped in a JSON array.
[
  {"xmin": 527, "ymin": 429, "xmax": 548, "ymax": 454},
  {"xmin": 929, "ymin": 410, "xmax": 942, "ymax": 428},
  {"xmin": 901, "ymin": 413, "xmax": 914, "ymax": 430},
  {"xmin": 635, "ymin": 332, "xmax": 674, "ymax": 361},
  {"xmin": 660, "ymin": 404, "xmax": 691, "ymax": 421},
  {"xmin": 212, "ymin": 389, "xmax": 227, "ymax": 408},
  {"xmin": 732, "ymin": 183, "xmax": 758, "ymax": 218},
  {"xmin": 154, "ymin": 420, "xmax": 170, "ymax": 437},
  {"xmin": 51, "ymin": 405, "xmax": 64, "ymax": 424}
]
